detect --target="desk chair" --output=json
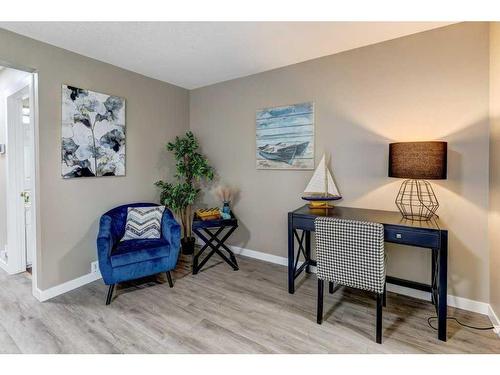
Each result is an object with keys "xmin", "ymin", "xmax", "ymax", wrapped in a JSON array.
[{"xmin": 315, "ymin": 217, "xmax": 386, "ymax": 344}]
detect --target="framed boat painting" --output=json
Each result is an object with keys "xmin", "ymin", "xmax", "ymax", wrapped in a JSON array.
[{"xmin": 256, "ymin": 102, "xmax": 314, "ymax": 170}]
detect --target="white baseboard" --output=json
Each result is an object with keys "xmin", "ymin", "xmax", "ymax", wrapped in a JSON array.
[
  {"xmin": 0, "ymin": 255, "xmax": 8, "ymax": 273},
  {"xmin": 231, "ymin": 245, "xmax": 493, "ymax": 318},
  {"xmin": 232, "ymin": 246, "xmax": 289, "ymax": 266},
  {"xmin": 385, "ymin": 283, "xmax": 431, "ymax": 302},
  {"xmin": 448, "ymin": 294, "xmax": 490, "ymax": 315},
  {"xmin": 488, "ymin": 305, "xmax": 500, "ymax": 337},
  {"xmin": 0, "ymin": 246, "xmax": 7, "ymax": 263},
  {"xmin": 35, "ymin": 269, "xmax": 102, "ymax": 302}
]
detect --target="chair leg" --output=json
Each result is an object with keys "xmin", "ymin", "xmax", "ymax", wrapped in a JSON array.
[
  {"xmin": 105, "ymin": 284, "xmax": 115, "ymax": 305},
  {"xmin": 329, "ymin": 281, "xmax": 334, "ymax": 294},
  {"xmin": 376, "ymin": 293, "xmax": 383, "ymax": 344},
  {"xmin": 166, "ymin": 271, "xmax": 174, "ymax": 288},
  {"xmin": 383, "ymin": 282, "xmax": 387, "ymax": 307},
  {"xmin": 317, "ymin": 279, "xmax": 324, "ymax": 324}
]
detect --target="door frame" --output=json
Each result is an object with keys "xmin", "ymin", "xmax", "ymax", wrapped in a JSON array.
[
  {"xmin": 1, "ymin": 70, "xmax": 40, "ymax": 298},
  {"xmin": 6, "ymin": 83, "xmax": 30, "ymax": 273}
]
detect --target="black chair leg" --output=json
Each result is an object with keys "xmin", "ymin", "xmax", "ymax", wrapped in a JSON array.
[
  {"xmin": 329, "ymin": 281, "xmax": 334, "ymax": 294},
  {"xmin": 317, "ymin": 279, "xmax": 324, "ymax": 324},
  {"xmin": 383, "ymin": 283, "xmax": 387, "ymax": 307},
  {"xmin": 105, "ymin": 284, "xmax": 115, "ymax": 305},
  {"xmin": 376, "ymin": 293, "xmax": 383, "ymax": 344},
  {"xmin": 166, "ymin": 271, "xmax": 174, "ymax": 288}
]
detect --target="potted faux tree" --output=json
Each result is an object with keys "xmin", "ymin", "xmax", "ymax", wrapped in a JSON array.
[{"xmin": 155, "ymin": 131, "xmax": 214, "ymax": 254}]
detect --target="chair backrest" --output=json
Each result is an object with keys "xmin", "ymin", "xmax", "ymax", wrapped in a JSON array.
[
  {"xmin": 102, "ymin": 203, "xmax": 159, "ymax": 240},
  {"xmin": 315, "ymin": 217, "xmax": 385, "ymax": 294}
]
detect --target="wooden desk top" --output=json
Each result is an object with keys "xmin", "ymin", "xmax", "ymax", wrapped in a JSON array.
[{"xmin": 290, "ymin": 205, "xmax": 446, "ymax": 232}]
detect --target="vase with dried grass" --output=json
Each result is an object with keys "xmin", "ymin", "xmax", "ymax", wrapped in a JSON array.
[{"xmin": 213, "ymin": 185, "xmax": 237, "ymax": 218}]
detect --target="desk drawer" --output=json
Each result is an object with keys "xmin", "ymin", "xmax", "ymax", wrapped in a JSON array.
[
  {"xmin": 384, "ymin": 226, "xmax": 439, "ymax": 249},
  {"xmin": 292, "ymin": 216, "xmax": 315, "ymax": 231}
]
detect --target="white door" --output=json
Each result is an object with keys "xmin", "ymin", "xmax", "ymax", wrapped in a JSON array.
[
  {"xmin": 5, "ymin": 77, "xmax": 35, "ymax": 273},
  {"xmin": 21, "ymin": 97, "xmax": 34, "ymax": 267}
]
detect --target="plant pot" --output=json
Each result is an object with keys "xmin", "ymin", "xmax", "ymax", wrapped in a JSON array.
[{"xmin": 181, "ymin": 236, "xmax": 196, "ymax": 255}]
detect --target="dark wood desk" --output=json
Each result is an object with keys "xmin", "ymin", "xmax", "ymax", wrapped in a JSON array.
[{"xmin": 288, "ymin": 205, "xmax": 448, "ymax": 341}]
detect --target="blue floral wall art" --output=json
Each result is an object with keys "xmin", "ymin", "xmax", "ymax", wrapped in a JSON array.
[
  {"xmin": 256, "ymin": 102, "xmax": 314, "ymax": 170},
  {"xmin": 61, "ymin": 85, "xmax": 126, "ymax": 178}
]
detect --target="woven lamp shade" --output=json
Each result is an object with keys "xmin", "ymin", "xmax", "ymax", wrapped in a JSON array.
[{"xmin": 388, "ymin": 141, "xmax": 447, "ymax": 180}]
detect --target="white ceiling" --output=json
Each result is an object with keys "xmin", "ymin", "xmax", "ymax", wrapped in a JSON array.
[{"xmin": 0, "ymin": 22, "xmax": 454, "ymax": 89}]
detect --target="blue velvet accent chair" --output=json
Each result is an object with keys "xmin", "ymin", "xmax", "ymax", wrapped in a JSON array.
[{"xmin": 97, "ymin": 203, "xmax": 181, "ymax": 305}]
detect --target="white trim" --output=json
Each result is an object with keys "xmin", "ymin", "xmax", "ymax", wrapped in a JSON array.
[
  {"xmin": 232, "ymin": 246, "xmax": 289, "ymax": 266},
  {"xmin": 0, "ymin": 253, "xmax": 8, "ymax": 272},
  {"xmin": 447, "ymin": 294, "xmax": 490, "ymax": 315},
  {"xmin": 0, "ymin": 245, "xmax": 7, "ymax": 264},
  {"xmin": 2, "ymin": 72, "xmax": 40, "ymax": 304},
  {"xmin": 30, "ymin": 72, "xmax": 40, "ymax": 300},
  {"xmin": 5, "ymin": 83, "xmax": 30, "ymax": 274},
  {"xmin": 34, "ymin": 268, "xmax": 102, "ymax": 302},
  {"xmin": 231, "ymin": 245, "xmax": 492, "ymax": 317},
  {"xmin": 488, "ymin": 305, "xmax": 500, "ymax": 337},
  {"xmin": 385, "ymin": 283, "xmax": 432, "ymax": 302}
]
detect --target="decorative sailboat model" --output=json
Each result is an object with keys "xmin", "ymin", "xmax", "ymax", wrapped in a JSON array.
[{"xmin": 302, "ymin": 154, "xmax": 342, "ymax": 209}]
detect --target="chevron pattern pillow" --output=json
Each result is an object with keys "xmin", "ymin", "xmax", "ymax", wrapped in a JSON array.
[{"xmin": 122, "ymin": 206, "xmax": 165, "ymax": 240}]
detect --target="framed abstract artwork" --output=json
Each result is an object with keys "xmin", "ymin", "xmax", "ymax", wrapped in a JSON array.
[
  {"xmin": 256, "ymin": 102, "xmax": 314, "ymax": 170},
  {"xmin": 61, "ymin": 85, "xmax": 126, "ymax": 178}
]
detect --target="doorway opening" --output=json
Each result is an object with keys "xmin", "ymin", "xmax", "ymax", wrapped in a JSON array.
[{"xmin": 0, "ymin": 63, "xmax": 39, "ymax": 296}]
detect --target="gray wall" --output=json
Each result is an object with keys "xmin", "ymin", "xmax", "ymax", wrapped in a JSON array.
[
  {"xmin": 190, "ymin": 23, "xmax": 490, "ymax": 302},
  {"xmin": 489, "ymin": 23, "xmax": 500, "ymax": 317},
  {"xmin": 0, "ymin": 28, "xmax": 189, "ymax": 290}
]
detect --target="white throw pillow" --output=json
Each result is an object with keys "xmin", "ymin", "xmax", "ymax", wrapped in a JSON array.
[{"xmin": 122, "ymin": 206, "xmax": 165, "ymax": 240}]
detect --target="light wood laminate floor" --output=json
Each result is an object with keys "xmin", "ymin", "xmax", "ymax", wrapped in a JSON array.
[{"xmin": 0, "ymin": 254, "xmax": 499, "ymax": 354}]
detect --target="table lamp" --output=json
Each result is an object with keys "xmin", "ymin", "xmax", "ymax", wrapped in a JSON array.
[{"xmin": 388, "ymin": 141, "xmax": 447, "ymax": 221}]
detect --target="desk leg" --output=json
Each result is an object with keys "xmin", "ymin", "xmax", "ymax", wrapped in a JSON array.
[
  {"xmin": 438, "ymin": 232, "xmax": 448, "ymax": 342},
  {"xmin": 305, "ymin": 231, "xmax": 311, "ymax": 274},
  {"xmin": 431, "ymin": 248, "xmax": 437, "ymax": 305},
  {"xmin": 288, "ymin": 213, "xmax": 295, "ymax": 294}
]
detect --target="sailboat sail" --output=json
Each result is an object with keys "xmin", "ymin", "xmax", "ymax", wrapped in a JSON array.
[
  {"xmin": 304, "ymin": 155, "xmax": 326, "ymax": 193},
  {"xmin": 327, "ymin": 170, "xmax": 340, "ymax": 196},
  {"xmin": 303, "ymin": 154, "xmax": 340, "ymax": 197}
]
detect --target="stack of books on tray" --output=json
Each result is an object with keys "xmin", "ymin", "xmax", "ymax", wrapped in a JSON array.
[{"xmin": 195, "ymin": 208, "xmax": 221, "ymax": 221}]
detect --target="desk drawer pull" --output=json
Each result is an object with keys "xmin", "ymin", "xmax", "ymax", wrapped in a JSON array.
[{"xmin": 396, "ymin": 233, "xmax": 402, "ymax": 239}]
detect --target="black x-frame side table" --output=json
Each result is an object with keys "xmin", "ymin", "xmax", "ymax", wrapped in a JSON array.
[{"xmin": 192, "ymin": 212, "xmax": 239, "ymax": 274}]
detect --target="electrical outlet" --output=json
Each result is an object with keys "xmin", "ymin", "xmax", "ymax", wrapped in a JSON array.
[{"xmin": 91, "ymin": 261, "xmax": 99, "ymax": 274}]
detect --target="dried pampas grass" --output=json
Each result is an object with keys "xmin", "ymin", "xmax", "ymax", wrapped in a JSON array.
[{"xmin": 213, "ymin": 184, "xmax": 237, "ymax": 203}]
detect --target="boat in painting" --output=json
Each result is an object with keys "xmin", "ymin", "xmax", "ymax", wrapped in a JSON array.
[
  {"xmin": 258, "ymin": 141, "xmax": 309, "ymax": 165},
  {"xmin": 302, "ymin": 153, "xmax": 342, "ymax": 208}
]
